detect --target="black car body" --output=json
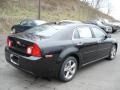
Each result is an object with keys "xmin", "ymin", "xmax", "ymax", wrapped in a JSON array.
[
  {"xmin": 85, "ymin": 20, "xmax": 112, "ymax": 33},
  {"xmin": 102, "ymin": 22, "xmax": 117, "ymax": 33},
  {"xmin": 5, "ymin": 22, "xmax": 118, "ymax": 82},
  {"xmin": 11, "ymin": 20, "xmax": 46, "ymax": 34},
  {"xmin": 101, "ymin": 20, "xmax": 120, "ymax": 32},
  {"xmin": 109, "ymin": 22, "xmax": 120, "ymax": 32}
]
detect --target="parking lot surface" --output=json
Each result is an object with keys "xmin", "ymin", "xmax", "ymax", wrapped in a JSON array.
[{"xmin": 0, "ymin": 32, "xmax": 120, "ymax": 90}]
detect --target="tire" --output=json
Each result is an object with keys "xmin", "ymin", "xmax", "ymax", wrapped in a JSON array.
[
  {"xmin": 111, "ymin": 29, "xmax": 114, "ymax": 33},
  {"xmin": 110, "ymin": 29, "xmax": 113, "ymax": 33},
  {"xmin": 59, "ymin": 56, "xmax": 78, "ymax": 82},
  {"xmin": 107, "ymin": 45, "xmax": 117, "ymax": 60}
]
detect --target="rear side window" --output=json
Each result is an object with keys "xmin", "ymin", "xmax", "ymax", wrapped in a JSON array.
[
  {"xmin": 20, "ymin": 20, "xmax": 34, "ymax": 26},
  {"xmin": 26, "ymin": 25, "xmax": 59, "ymax": 38},
  {"xmin": 78, "ymin": 27, "xmax": 92, "ymax": 38}
]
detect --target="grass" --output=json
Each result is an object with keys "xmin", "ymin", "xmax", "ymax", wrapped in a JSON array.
[{"xmin": 0, "ymin": 0, "xmax": 115, "ymax": 34}]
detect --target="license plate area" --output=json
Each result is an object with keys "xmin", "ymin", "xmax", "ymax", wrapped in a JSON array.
[{"xmin": 10, "ymin": 54, "xmax": 19, "ymax": 66}]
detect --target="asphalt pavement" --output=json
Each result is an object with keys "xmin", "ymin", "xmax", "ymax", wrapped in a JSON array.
[{"xmin": 0, "ymin": 31, "xmax": 120, "ymax": 90}]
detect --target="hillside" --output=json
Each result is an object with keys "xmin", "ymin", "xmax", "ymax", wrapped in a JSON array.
[{"xmin": 0, "ymin": 0, "xmax": 115, "ymax": 34}]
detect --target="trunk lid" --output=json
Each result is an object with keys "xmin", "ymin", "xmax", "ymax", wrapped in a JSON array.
[{"xmin": 8, "ymin": 33, "xmax": 43, "ymax": 56}]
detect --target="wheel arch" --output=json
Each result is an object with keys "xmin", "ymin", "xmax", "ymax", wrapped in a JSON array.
[
  {"xmin": 57, "ymin": 47, "xmax": 81, "ymax": 67},
  {"xmin": 114, "ymin": 43, "xmax": 118, "ymax": 49},
  {"xmin": 68, "ymin": 53, "xmax": 80, "ymax": 67}
]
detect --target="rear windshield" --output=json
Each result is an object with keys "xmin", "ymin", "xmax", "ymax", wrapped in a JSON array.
[{"xmin": 25, "ymin": 25, "xmax": 59, "ymax": 38}]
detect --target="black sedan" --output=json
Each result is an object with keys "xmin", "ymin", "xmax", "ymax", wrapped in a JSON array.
[
  {"xmin": 100, "ymin": 19, "xmax": 120, "ymax": 33},
  {"xmin": 11, "ymin": 20, "xmax": 46, "ymax": 34},
  {"xmin": 5, "ymin": 22, "xmax": 118, "ymax": 82},
  {"xmin": 85, "ymin": 20, "xmax": 112, "ymax": 33}
]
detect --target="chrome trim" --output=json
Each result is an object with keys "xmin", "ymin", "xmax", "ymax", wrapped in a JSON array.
[
  {"xmin": 10, "ymin": 54, "xmax": 19, "ymax": 66},
  {"xmin": 82, "ymin": 55, "xmax": 108, "ymax": 66},
  {"xmin": 83, "ymin": 50, "xmax": 97, "ymax": 54}
]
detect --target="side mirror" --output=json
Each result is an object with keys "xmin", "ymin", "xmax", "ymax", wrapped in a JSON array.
[{"xmin": 105, "ymin": 34, "xmax": 111, "ymax": 39}]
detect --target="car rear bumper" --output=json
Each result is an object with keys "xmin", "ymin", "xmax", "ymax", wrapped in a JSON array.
[
  {"xmin": 5, "ymin": 47, "xmax": 60, "ymax": 78},
  {"xmin": 105, "ymin": 27, "xmax": 112, "ymax": 33},
  {"xmin": 113, "ymin": 26, "xmax": 120, "ymax": 31}
]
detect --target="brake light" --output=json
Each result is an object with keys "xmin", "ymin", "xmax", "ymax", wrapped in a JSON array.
[
  {"xmin": 7, "ymin": 37, "xmax": 13, "ymax": 48},
  {"xmin": 26, "ymin": 44, "xmax": 42, "ymax": 57}
]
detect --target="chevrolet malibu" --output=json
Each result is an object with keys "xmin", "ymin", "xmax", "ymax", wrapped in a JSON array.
[{"xmin": 5, "ymin": 22, "xmax": 118, "ymax": 82}]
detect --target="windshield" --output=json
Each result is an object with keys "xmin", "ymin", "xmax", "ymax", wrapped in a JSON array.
[
  {"xmin": 34, "ymin": 20, "xmax": 46, "ymax": 25},
  {"xmin": 25, "ymin": 25, "xmax": 59, "ymax": 38},
  {"xmin": 96, "ymin": 21, "xmax": 104, "ymax": 26}
]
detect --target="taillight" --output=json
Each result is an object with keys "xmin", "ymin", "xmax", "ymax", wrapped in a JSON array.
[
  {"xmin": 26, "ymin": 44, "xmax": 42, "ymax": 57},
  {"xmin": 7, "ymin": 37, "xmax": 13, "ymax": 48}
]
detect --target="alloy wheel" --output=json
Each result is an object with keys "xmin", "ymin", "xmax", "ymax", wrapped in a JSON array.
[
  {"xmin": 63, "ymin": 60, "xmax": 77, "ymax": 80},
  {"xmin": 110, "ymin": 46, "xmax": 117, "ymax": 59}
]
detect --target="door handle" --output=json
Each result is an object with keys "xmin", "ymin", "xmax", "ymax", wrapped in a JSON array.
[
  {"xmin": 77, "ymin": 42, "xmax": 83, "ymax": 46},
  {"xmin": 97, "ymin": 40, "xmax": 103, "ymax": 43}
]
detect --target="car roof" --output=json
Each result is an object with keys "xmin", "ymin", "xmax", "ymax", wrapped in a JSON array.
[
  {"xmin": 43, "ymin": 21, "xmax": 95, "ymax": 29},
  {"xmin": 60, "ymin": 20, "xmax": 83, "ymax": 23},
  {"xmin": 21, "ymin": 19, "xmax": 46, "ymax": 25}
]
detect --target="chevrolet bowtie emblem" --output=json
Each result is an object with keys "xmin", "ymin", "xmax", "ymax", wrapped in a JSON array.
[{"xmin": 16, "ymin": 41, "xmax": 21, "ymax": 45}]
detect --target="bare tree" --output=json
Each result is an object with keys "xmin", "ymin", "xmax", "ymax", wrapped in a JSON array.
[
  {"xmin": 90, "ymin": 0, "xmax": 95, "ymax": 6},
  {"xmin": 95, "ymin": 0, "xmax": 100, "ymax": 9},
  {"xmin": 85, "ymin": 0, "xmax": 103, "ymax": 9},
  {"xmin": 107, "ymin": 0, "xmax": 112, "ymax": 15},
  {"xmin": 0, "ymin": 0, "xmax": 7, "ymax": 7},
  {"xmin": 38, "ymin": 0, "xmax": 41, "ymax": 19}
]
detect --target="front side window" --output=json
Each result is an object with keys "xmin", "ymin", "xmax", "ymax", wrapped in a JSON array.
[
  {"xmin": 20, "ymin": 20, "xmax": 34, "ymax": 26},
  {"xmin": 26, "ymin": 25, "xmax": 59, "ymax": 38},
  {"xmin": 78, "ymin": 27, "xmax": 92, "ymax": 38},
  {"xmin": 92, "ymin": 27, "xmax": 106, "ymax": 38}
]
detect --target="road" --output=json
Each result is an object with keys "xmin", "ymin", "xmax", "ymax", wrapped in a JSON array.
[{"xmin": 0, "ymin": 32, "xmax": 120, "ymax": 90}]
